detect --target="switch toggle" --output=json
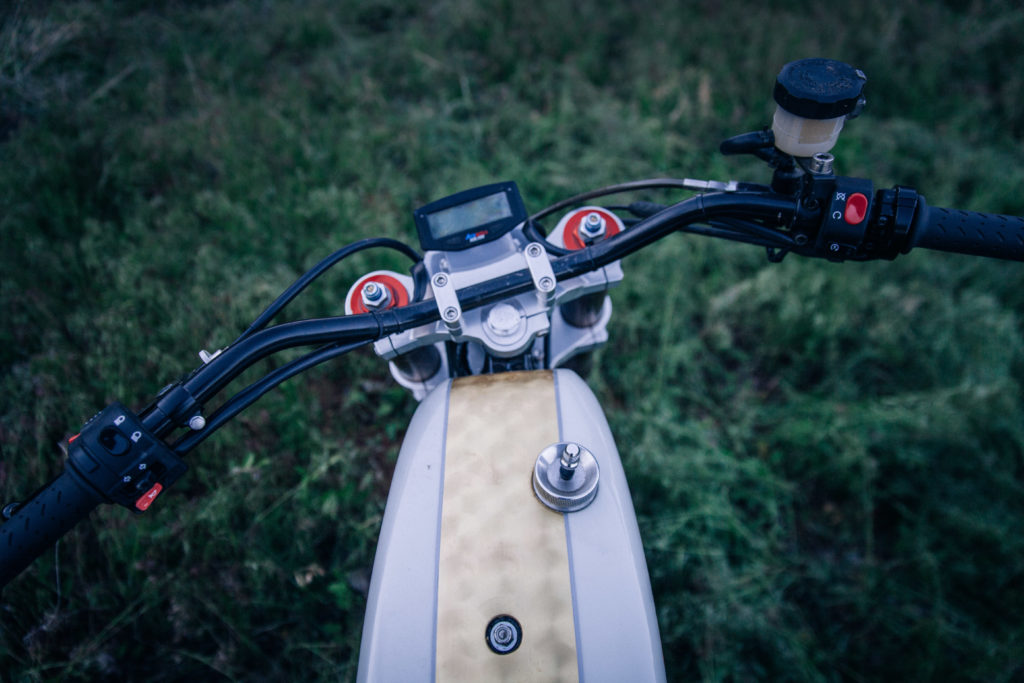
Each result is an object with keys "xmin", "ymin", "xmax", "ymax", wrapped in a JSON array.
[
  {"xmin": 844, "ymin": 192, "xmax": 869, "ymax": 224},
  {"xmin": 135, "ymin": 483, "xmax": 163, "ymax": 511}
]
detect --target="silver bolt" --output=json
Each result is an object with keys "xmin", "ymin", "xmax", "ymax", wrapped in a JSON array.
[
  {"xmin": 433, "ymin": 273, "xmax": 448, "ymax": 288},
  {"xmin": 486, "ymin": 303, "xmax": 522, "ymax": 337},
  {"xmin": 829, "ymin": 242, "xmax": 840, "ymax": 252},
  {"xmin": 809, "ymin": 153, "xmax": 834, "ymax": 175},
  {"xmin": 486, "ymin": 616, "xmax": 521, "ymax": 654},
  {"xmin": 559, "ymin": 442, "xmax": 581, "ymax": 479},
  {"xmin": 579, "ymin": 212, "xmax": 607, "ymax": 242},
  {"xmin": 361, "ymin": 281, "xmax": 391, "ymax": 310},
  {"xmin": 538, "ymin": 276, "xmax": 554, "ymax": 292},
  {"xmin": 442, "ymin": 306, "xmax": 459, "ymax": 322},
  {"xmin": 526, "ymin": 243, "xmax": 543, "ymax": 258},
  {"xmin": 189, "ymin": 415, "xmax": 206, "ymax": 430},
  {"xmin": 363, "ymin": 282, "xmax": 381, "ymax": 300},
  {"xmin": 492, "ymin": 624, "xmax": 513, "ymax": 645}
]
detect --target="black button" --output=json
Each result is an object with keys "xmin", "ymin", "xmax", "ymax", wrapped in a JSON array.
[{"xmin": 99, "ymin": 427, "xmax": 131, "ymax": 456}]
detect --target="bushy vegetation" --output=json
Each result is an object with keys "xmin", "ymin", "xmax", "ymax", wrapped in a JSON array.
[{"xmin": 1, "ymin": 0, "xmax": 1022, "ymax": 680}]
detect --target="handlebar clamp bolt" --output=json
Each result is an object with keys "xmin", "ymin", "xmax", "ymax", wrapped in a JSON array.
[
  {"xmin": 579, "ymin": 212, "xmax": 607, "ymax": 243},
  {"xmin": 361, "ymin": 281, "xmax": 391, "ymax": 310}
]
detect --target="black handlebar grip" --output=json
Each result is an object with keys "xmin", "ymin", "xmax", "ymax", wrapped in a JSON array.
[
  {"xmin": 0, "ymin": 469, "xmax": 103, "ymax": 587},
  {"xmin": 909, "ymin": 199, "xmax": 1024, "ymax": 261}
]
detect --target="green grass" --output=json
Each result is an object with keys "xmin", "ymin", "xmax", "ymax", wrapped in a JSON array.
[{"xmin": 2, "ymin": 0, "xmax": 1023, "ymax": 680}]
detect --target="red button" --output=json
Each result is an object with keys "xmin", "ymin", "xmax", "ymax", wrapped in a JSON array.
[
  {"xmin": 844, "ymin": 193, "xmax": 869, "ymax": 224},
  {"xmin": 135, "ymin": 482, "xmax": 163, "ymax": 511}
]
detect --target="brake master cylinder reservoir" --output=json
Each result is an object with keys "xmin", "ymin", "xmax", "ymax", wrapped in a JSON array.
[
  {"xmin": 771, "ymin": 58, "xmax": 866, "ymax": 157},
  {"xmin": 345, "ymin": 271, "xmax": 441, "ymax": 382}
]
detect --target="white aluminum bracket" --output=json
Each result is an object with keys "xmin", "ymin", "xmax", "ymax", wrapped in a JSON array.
[
  {"xmin": 430, "ymin": 272, "xmax": 462, "ymax": 336},
  {"xmin": 523, "ymin": 242, "xmax": 556, "ymax": 306}
]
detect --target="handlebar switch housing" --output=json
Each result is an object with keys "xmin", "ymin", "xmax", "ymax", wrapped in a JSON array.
[
  {"xmin": 812, "ymin": 176, "xmax": 875, "ymax": 260},
  {"xmin": 68, "ymin": 402, "xmax": 187, "ymax": 512}
]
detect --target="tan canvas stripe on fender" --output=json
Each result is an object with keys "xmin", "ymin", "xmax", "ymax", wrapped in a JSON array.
[{"xmin": 436, "ymin": 370, "xmax": 578, "ymax": 681}]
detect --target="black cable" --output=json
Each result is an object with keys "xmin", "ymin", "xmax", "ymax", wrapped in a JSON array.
[
  {"xmin": 523, "ymin": 219, "xmax": 570, "ymax": 256},
  {"xmin": 457, "ymin": 193, "xmax": 800, "ymax": 311},
  {"xmin": 529, "ymin": 178, "xmax": 699, "ymax": 222},
  {"xmin": 140, "ymin": 301, "xmax": 438, "ymax": 436},
  {"xmin": 171, "ymin": 340, "xmax": 366, "ymax": 455},
  {"xmin": 194, "ymin": 304, "xmax": 434, "ymax": 401},
  {"xmin": 552, "ymin": 192, "xmax": 799, "ymax": 280},
  {"xmin": 681, "ymin": 223, "xmax": 792, "ymax": 250},
  {"xmin": 629, "ymin": 217, "xmax": 793, "ymax": 244},
  {"xmin": 707, "ymin": 217, "xmax": 795, "ymax": 246},
  {"xmin": 236, "ymin": 238, "xmax": 422, "ymax": 343}
]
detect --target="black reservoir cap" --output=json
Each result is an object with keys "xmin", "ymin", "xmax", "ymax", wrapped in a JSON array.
[{"xmin": 773, "ymin": 58, "xmax": 866, "ymax": 119}]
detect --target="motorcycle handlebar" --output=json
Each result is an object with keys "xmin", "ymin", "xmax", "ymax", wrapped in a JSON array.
[
  {"xmin": 0, "ymin": 468, "xmax": 103, "ymax": 587},
  {"xmin": 3, "ymin": 179, "xmax": 1023, "ymax": 590}
]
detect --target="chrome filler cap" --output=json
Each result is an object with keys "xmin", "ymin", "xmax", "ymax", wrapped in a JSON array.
[{"xmin": 533, "ymin": 442, "xmax": 600, "ymax": 512}]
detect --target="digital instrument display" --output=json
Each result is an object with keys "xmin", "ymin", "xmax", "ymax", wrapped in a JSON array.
[
  {"xmin": 414, "ymin": 181, "xmax": 527, "ymax": 251},
  {"xmin": 425, "ymin": 191, "xmax": 513, "ymax": 240}
]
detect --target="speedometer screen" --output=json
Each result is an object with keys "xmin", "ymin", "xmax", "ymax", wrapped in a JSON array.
[
  {"xmin": 425, "ymin": 191, "xmax": 514, "ymax": 239},
  {"xmin": 413, "ymin": 181, "xmax": 526, "ymax": 251}
]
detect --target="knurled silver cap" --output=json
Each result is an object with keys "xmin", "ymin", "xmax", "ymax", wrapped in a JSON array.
[{"xmin": 532, "ymin": 442, "xmax": 599, "ymax": 513}]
